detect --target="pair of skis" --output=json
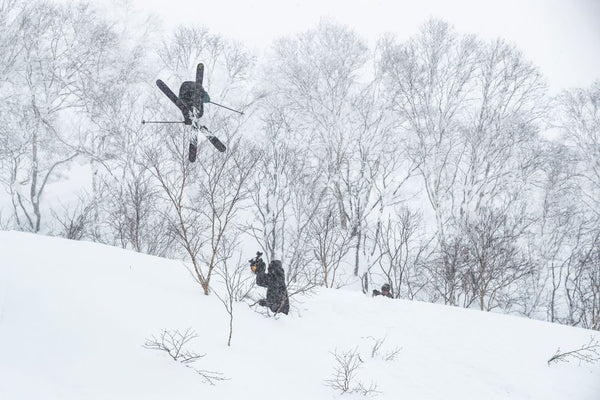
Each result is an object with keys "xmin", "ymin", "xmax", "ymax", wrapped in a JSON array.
[{"xmin": 155, "ymin": 63, "xmax": 226, "ymax": 162}]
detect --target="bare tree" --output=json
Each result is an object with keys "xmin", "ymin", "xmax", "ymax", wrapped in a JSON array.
[
  {"xmin": 102, "ymin": 167, "xmax": 175, "ymax": 256},
  {"xmin": 143, "ymin": 26, "xmax": 257, "ymax": 294},
  {"xmin": 0, "ymin": 1, "xmax": 139, "ymax": 233},
  {"xmin": 146, "ymin": 129, "xmax": 258, "ymax": 295},
  {"xmin": 372, "ymin": 207, "xmax": 431, "ymax": 299},
  {"xmin": 266, "ymin": 21, "xmax": 398, "ymax": 279},
  {"xmin": 379, "ymin": 19, "xmax": 479, "ymax": 304},
  {"xmin": 557, "ymin": 82, "xmax": 600, "ymax": 217},
  {"xmin": 246, "ymin": 107, "xmax": 325, "ymax": 289},
  {"xmin": 0, "ymin": 0, "xmax": 21, "ymax": 81},
  {"xmin": 460, "ymin": 205, "xmax": 536, "ymax": 311},
  {"xmin": 213, "ymin": 246, "xmax": 254, "ymax": 346},
  {"xmin": 380, "ymin": 20, "xmax": 547, "ymax": 310},
  {"xmin": 552, "ymin": 81, "xmax": 600, "ymax": 330},
  {"xmin": 531, "ymin": 142, "xmax": 579, "ymax": 322},
  {"xmin": 309, "ymin": 203, "xmax": 354, "ymax": 288}
]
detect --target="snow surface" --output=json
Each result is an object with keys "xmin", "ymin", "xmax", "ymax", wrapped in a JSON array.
[{"xmin": 0, "ymin": 231, "xmax": 598, "ymax": 399}]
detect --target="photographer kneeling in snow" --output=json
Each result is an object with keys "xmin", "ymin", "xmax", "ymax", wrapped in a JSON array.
[
  {"xmin": 372, "ymin": 283, "xmax": 393, "ymax": 298},
  {"xmin": 249, "ymin": 252, "xmax": 289, "ymax": 315}
]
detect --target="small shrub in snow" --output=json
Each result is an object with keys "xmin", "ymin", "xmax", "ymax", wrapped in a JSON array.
[
  {"xmin": 325, "ymin": 348, "xmax": 379, "ymax": 396},
  {"xmin": 547, "ymin": 336, "xmax": 600, "ymax": 365},
  {"xmin": 144, "ymin": 328, "xmax": 227, "ymax": 384},
  {"xmin": 364, "ymin": 336, "xmax": 402, "ymax": 361}
]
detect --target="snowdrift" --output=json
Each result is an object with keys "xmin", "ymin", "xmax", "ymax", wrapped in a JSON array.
[{"xmin": 0, "ymin": 231, "xmax": 598, "ymax": 399}]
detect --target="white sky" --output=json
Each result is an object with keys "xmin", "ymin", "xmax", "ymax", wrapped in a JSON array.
[{"xmin": 129, "ymin": 0, "xmax": 600, "ymax": 93}]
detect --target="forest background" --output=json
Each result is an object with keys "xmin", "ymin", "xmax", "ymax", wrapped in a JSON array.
[{"xmin": 1, "ymin": 0, "xmax": 599, "ymax": 331}]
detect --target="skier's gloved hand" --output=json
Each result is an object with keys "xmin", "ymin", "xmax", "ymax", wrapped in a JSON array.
[
  {"xmin": 249, "ymin": 251, "xmax": 265, "ymax": 274},
  {"xmin": 252, "ymin": 260, "xmax": 265, "ymax": 274}
]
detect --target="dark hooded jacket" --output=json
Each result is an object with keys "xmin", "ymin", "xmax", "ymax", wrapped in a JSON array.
[
  {"xmin": 372, "ymin": 284, "xmax": 393, "ymax": 298},
  {"xmin": 256, "ymin": 260, "xmax": 289, "ymax": 315}
]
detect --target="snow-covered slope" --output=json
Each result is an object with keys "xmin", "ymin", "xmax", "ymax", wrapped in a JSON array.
[{"xmin": 0, "ymin": 231, "xmax": 598, "ymax": 399}]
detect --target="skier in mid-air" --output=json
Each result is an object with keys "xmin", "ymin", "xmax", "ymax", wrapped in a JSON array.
[{"xmin": 144, "ymin": 62, "xmax": 243, "ymax": 162}]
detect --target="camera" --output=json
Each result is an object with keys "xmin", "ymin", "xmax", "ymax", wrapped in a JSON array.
[{"xmin": 249, "ymin": 251, "xmax": 265, "ymax": 274}]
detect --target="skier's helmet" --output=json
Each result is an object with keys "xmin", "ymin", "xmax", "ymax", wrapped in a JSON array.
[{"xmin": 381, "ymin": 283, "xmax": 391, "ymax": 292}]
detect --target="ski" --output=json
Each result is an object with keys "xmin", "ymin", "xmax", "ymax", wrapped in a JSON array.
[
  {"xmin": 206, "ymin": 135, "xmax": 226, "ymax": 152},
  {"xmin": 188, "ymin": 134, "xmax": 198, "ymax": 162},
  {"xmin": 192, "ymin": 63, "xmax": 205, "ymax": 117},
  {"xmin": 156, "ymin": 79, "xmax": 192, "ymax": 125},
  {"xmin": 193, "ymin": 122, "xmax": 226, "ymax": 153}
]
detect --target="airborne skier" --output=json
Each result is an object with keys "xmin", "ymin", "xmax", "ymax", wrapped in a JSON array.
[{"xmin": 146, "ymin": 63, "xmax": 243, "ymax": 162}]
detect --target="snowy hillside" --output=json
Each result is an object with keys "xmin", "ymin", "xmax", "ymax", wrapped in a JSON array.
[{"xmin": 0, "ymin": 231, "xmax": 598, "ymax": 399}]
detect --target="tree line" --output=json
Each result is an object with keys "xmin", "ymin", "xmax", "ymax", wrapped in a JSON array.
[{"xmin": 1, "ymin": 0, "xmax": 598, "ymax": 330}]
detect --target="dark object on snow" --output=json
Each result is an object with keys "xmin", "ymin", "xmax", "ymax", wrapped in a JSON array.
[
  {"xmin": 372, "ymin": 283, "xmax": 393, "ymax": 298},
  {"xmin": 250, "ymin": 253, "xmax": 289, "ymax": 315}
]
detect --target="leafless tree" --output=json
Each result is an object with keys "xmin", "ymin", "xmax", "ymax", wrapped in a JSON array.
[
  {"xmin": 266, "ymin": 21, "xmax": 400, "ymax": 279},
  {"xmin": 246, "ymin": 107, "xmax": 325, "ymax": 289},
  {"xmin": 101, "ymin": 167, "xmax": 175, "ymax": 256},
  {"xmin": 529, "ymin": 142, "xmax": 579, "ymax": 322},
  {"xmin": 557, "ymin": 82, "xmax": 600, "ymax": 216},
  {"xmin": 309, "ymin": 202, "xmax": 354, "ymax": 287},
  {"xmin": 371, "ymin": 207, "xmax": 431, "ymax": 299},
  {"xmin": 0, "ymin": 0, "xmax": 21, "ymax": 81},
  {"xmin": 213, "ymin": 247, "xmax": 254, "ymax": 346},
  {"xmin": 552, "ymin": 81, "xmax": 600, "ymax": 330},
  {"xmin": 146, "ymin": 129, "xmax": 258, "ymax": 295},
  {"xmin": 380, "ymin": 20, "xmax": 547, "ymax": 309},
  {"xmin": 143, "ymin": 26, "xmax": 257, "ymax": 294},
  {"xmin": 0, "ymin": 1, "xmax": 143, "ymax": 233},
  {"xmin": 564, "ymin": 230, "xmax": 600, "ymax": 330},
  {"xmin": 460, "ymin": 205, "xmax": 535, "ymax": 311},
  {"xmin": 379, "ymin": 20, "xmax": 479, "ymax": 304}
]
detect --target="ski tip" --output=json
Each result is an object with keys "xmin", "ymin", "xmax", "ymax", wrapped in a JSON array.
[
  {"xmin": 197, "ymin": 63, "xmax": 204, "ymax": 70},
  {"xmin": 208, "ymin": 136, "xmax": 227, "ymax": 152}
]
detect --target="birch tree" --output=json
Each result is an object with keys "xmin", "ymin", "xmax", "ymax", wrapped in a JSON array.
[{"xmin": 1, "ymin": 1, "xmax": 129, "ymax": 232}]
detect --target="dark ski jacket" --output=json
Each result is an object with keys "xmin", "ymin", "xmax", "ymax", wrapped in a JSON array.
[
  {"xmin": 372, "ymin": 289, "xmax": 393, "ymax": 298},
  {"xmin": 179, "ymin": 81, "xmax": 211, "ymax": 111},
  {"xmin": 256, "ymin": 260, "xmax": 289, "ymax": 315}
]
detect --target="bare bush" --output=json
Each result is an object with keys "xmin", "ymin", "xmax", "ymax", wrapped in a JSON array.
[
  {"xmin": 548, "ymin": 336, "xmax": 600, "ymax": 365},
  {"xmin": 144, "ymin": 328, "xmax": 227, "ymax": 384},
  {"xmin": 364, "ymin": 336, "xmax": 402, "ymax": 362},
  {"xmin": 50, "ymin": 194, "xmax": 95, "ymax": 240},
  {"xmin": 325, "ymin": 348, "xmax": 379, "ymax": 396}
]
